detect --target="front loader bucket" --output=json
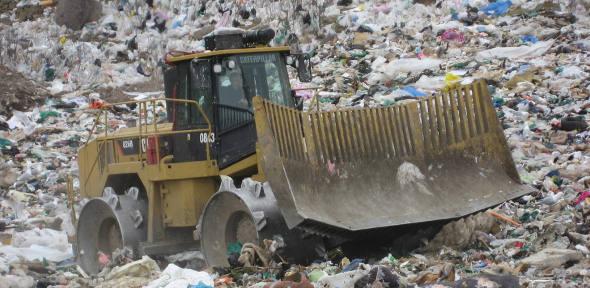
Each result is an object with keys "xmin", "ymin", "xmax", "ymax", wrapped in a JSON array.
[{"xmin": 253, "ymin": 80, "xmax": 533, "ymax": 235}]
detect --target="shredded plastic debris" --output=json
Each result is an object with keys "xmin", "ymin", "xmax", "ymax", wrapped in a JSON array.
[{"xmin": 0, "ymin": 0, "xmax": 589, "ymax": 287}]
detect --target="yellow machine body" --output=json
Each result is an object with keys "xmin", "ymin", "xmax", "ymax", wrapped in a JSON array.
[{"xmin": 76, "ymin": 44, "xmax": 531, "ymax": 270}]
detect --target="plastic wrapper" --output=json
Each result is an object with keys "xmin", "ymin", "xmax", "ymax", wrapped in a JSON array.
[{"xmin": 146, "ymin": 264, "xmax": 213, "ymax": 288}]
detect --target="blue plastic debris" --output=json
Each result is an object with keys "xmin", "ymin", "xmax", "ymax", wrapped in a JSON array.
[
  {"xmin": 518, "ymin": 64, "xmax": 531, "ymax": 73},
  {"xmin": 476, "ymin": 26, "xmax": 488, "ymax": 33},
  {"xmin": 521, "ymin": 35, "xmax": 538, "ymax": 44},
  {"xmin": 481, "ymin": 1, "xmax": 512, "ymax": 17},
  {"xmin": 451, "ymin": 8, "xmax": 459, "ymax": 20},
  {"xmin": 493, "ymin": 97, "xmax": 504, "ymax": 108},
  {"xmin": 188, "ymin": 282, "xmax": 213, "ymax": 288},
  {"xmin": 342, "ymin": 258, "xmax": 365, "ymax": 272},
  {"xmin": 402, "ymin": 86, "xmax": 427, "ymax": 97}
]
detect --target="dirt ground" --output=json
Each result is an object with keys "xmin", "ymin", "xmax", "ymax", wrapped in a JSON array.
[
  {"xmin": 55, "ymin": 0, "xmax": 102, "ymax": 30},
  {"xmin": 1, "ymin": 0, "xmax": 45, "ymax": 22},
  {"xmin": 0, "ymin": 0, "xmax": 15, "ymax": 15},
  {"xmin": 96, "ymin": 74, "xmax": 165, "ymax": 104},
  {"xmin": 0, "ymin": 65, "xmax": 48, "ymax": 117},
  {"xmin": 0, "ymin": 63, "xmax": 163, "ymax": 116}
]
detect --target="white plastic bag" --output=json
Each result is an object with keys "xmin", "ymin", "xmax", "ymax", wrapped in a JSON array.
[
  {"xmin": 12, "ymin": 228, "xmax": 71, "ymax": 252},
  {"xmin": 377, "ymin": 58, "xmax": 443, "ymax": 77},
  {"xmin": 316, "ymin": 269, "xmax": 370, "ymax": 288},
  {"xmin": 477, "ymin": 40, "xmax": 555, "ymax": 59},
  {"xmin": 146, "ymin": 264, "xmax": 213, "ymax": 288},
  {"xmin": 0, "ymin": 244, "xmax": 73, "ymax": 262}
]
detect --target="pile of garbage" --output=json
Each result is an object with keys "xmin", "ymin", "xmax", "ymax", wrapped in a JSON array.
[
  {"xmin": 0, "ymin": 65, "xmax": 47, "ymax": 117},
  {"xmin": 0, "ymin": 0, "xmax": 589, "ymax": 287}
]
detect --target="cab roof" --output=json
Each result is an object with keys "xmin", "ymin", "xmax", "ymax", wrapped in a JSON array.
[{"xmin": 165, "ymin": 46, "xmax": 291, "ymax": 64}]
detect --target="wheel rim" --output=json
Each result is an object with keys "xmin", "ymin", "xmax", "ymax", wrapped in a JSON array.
[
  {"xmin": 97, "ymin": 218, "xmax": 123, "ymax": 256},
  {"xmin": 226, "ymin": 211, "xmax": 257, "ymax": 245}
]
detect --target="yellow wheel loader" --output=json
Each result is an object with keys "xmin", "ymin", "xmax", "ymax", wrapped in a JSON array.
[{"xmin": 76, "ymin": 28, "xmax": 532, "ymax": 273}]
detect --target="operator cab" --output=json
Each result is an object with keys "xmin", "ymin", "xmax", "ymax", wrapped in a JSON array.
[{"xmin": 163, "ymin": 29, "xmax": 311, "ymax": 168}]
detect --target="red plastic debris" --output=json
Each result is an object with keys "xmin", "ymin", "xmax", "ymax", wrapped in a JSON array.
[{"xmin": 574, "ymin": 191, "xmax": 590, "ymax": 206}]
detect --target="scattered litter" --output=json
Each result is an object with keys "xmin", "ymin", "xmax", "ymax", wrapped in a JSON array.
[
  {"xmin": 0, "ymin": 0, "xmax": 589, "ymax": 286},
  {"xmin": 146, "ymin": 264, "xmax": 213, "ymax": 288},
  {"xmin": 477, "ymin": 40, "xmax": 555, "ymax": 59}
]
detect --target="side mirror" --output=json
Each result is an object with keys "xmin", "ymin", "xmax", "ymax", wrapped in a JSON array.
[
  {"xmin": 291, "ymin": 90, "xmax": 304, "ymax": 110},
  {"xmin": 295, "ymin": 54, "xmax": 312, "ymax": 82}
]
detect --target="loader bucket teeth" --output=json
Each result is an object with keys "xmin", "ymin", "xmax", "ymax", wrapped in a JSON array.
[
  {"xmin": 106, "ymin": 194, "xmax": 119, "ymax": 209},
  {"xmin": 126, "ymin": 187, "xmax": 140, "ymax": 200},
  {"xmin": 252, "ymin": 79, "xmax": 534, "ymax": 235}
]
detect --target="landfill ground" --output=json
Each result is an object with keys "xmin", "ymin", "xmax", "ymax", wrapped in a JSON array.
[
  {"xmin": 0, "ymin": 65, "xmax": 47, "ymax": 117},
  {"xmin": 1, "ymin": 0, "xmax": 590, "ymax": 287}
]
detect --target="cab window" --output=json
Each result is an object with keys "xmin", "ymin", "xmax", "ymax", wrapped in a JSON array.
[{"xmin": 238, "ymin": 53, "xmax": 292, "ymax": 107}]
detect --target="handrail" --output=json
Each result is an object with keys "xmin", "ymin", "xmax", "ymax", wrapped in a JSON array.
[
  {"xmin": 94, "ymin": 128, "xmax": 211, "ymax": 141},
  {"xmin": 85, "ymin": 112, "xmax": 102, "ymax": 144},
  {"xmin": 98, "ymin": 97, "xmax": 213, "ymax": 128},
  {"xmin": 84, "ymin": 97, "xmax": 213, "ymax": 162}
]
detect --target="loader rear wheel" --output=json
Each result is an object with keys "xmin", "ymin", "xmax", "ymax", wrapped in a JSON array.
[
  {"xmin": 199, "ymin": 177, "xmax": 323, "ymax": 268},
  {"xmin": 76, "ymin": 187, "xmax": 147, "ymax": 274}
]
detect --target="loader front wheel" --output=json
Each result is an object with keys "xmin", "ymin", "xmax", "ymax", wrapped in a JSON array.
[
  {"xmin": 76, "ymin": 187, "xmax": 147, "ymax": 274},
  {"xmin": 200, "ymin": 191, "xmax": 258, "ymax": 267},
  {"xmin": 226, "ymin": 211, "xmax": 258, "ymax": 246},
  {"xmin": 199, "ymin": 178, "xmax": 323, "ymax": 268}
]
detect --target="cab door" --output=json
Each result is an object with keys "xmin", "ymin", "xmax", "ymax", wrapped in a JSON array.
[
  {"xmin": 164, "ymin": 60, "xmax": 214, "ymax": 163},
  {"xmin": 213, "ymin": 57, "xmax": 256, "ymax": 168}
]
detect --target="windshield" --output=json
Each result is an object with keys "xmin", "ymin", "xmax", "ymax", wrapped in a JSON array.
[{"xmin": 216, "ymin": 53, "xmax": 292, "ymax": 110}]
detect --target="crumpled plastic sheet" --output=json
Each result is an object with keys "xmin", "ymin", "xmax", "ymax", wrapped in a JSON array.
[
  {"xmin": 477, "ymin": 40, "xmax": 555, "ymax": 59},
  {"xmin": 146, "ymin": 263, "xmax": 213, "ymax": 288},
  {"xmin": 12, "ymin": 228, "xmax": 71, "ymax": 252},
  {"xmin": 0, "ymin": 0, "xmax": 589, "ymax": 286},
  {"xmin": 0, "ymin": 244, "xmax": 73, "ymax": 263}
]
